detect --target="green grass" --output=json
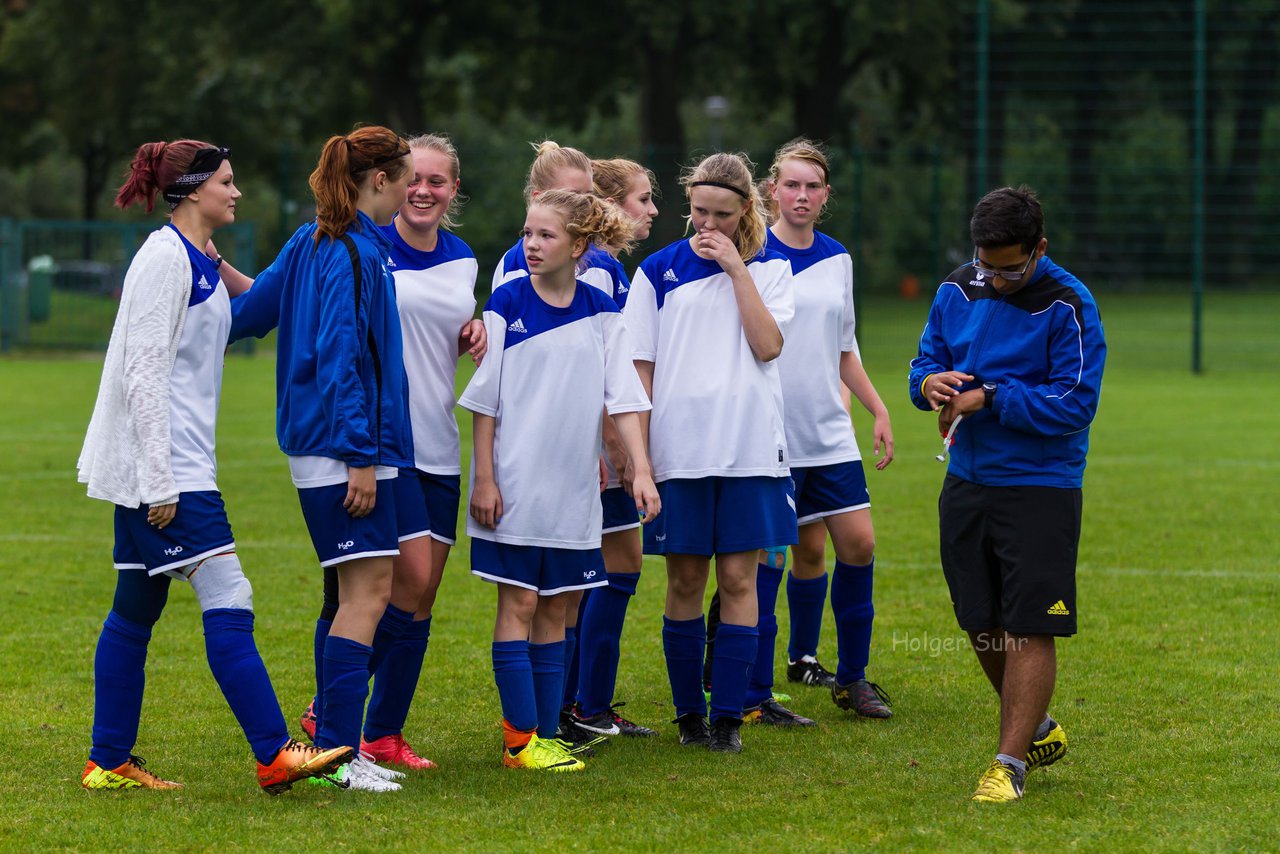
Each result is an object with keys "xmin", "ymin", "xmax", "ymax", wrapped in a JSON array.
[{"xmin": 1, "ymin": 292, "xmax": 1278, "ymax": 851}]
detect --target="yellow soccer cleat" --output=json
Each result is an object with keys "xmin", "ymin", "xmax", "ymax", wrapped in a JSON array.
[
  {"xmin": 502, "ymin": 734, "xmax": 585, "ymax": 772},
  {"xmin": 82, "ymin": 755, "xmax": 183, "ymax": 791},
  {"xmin": 1027, "ymin": 719, "xmax": 1068, "ymax": 770},
  {"xmin": 971, "ymin": 758, "xmax": 1025, "ymax": 803}
]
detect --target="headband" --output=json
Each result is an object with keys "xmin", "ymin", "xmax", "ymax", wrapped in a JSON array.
[
  {"xmin": 163, "ymin": 146, "xmax": 231, "ymax": 209},
  {"xmin": 349, "ymin": 141, "xmax": 411, "ymax": 175},
  {"xmin": 689, "ymin": 180, "xmax": 749, "ymax": 200}
]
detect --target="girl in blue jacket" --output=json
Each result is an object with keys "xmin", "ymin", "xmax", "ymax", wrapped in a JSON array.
[{"xmin": 231, "ymin": 125, "xmax": 414, "ymax": 793}]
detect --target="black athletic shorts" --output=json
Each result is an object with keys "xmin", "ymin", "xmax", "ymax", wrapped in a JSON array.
[{"xmin": 938, "ymin": 475, "xmax": 1081, "ymax": 636}]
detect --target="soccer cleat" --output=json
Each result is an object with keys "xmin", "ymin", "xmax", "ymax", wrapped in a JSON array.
[
  {"xmin": 81, "ymin": 755, "xmax": 183, "ymax": 791},
  {"xmin": 361, "ymin": 733, "xmax": 438, "ymax": 771},
  {"xmin": 607, "ymin": 703, "xmax": 658, "ymax": 737},
  {"xmin": 257, "ymin": 739, "xmax": 354, "ymax": 795},
  {"xmin": 503, "ymin": 734, "xmax": 585, "ymax": 772},
  {"xmin": 310, "ymin": 756, "xmax": 403, "ymax": 792},
  {"xmin": 300, "ymin": 698, "xmax": 317, "ymax": 741},
  {"xmin": 831, "ymin": 679, "xmax": 893, "ymax": 718},
  {"xmin": 743, "ymin": 697, "xmax": 817, "ymax": 727},
  {"xmin": 971, "ymin": 758, "xmax": 1026, "ymax": 803},
  {"xmin": 786, "ymin": 656, "xmax": 837, "ymax": 688},
  {"xmin": 674, "ymin": 713, "xmax": 710, "ymax": 747},
  {"xmin": 554, "ymin": 736, "xmax": 604, "ymax": 758},
  {"xmin": 1027, "ymin": 719, "xmax": 1068, "ymax": 770},
  {"xmin": 568, "ymin": 705, "xmax": 621, "ymax": 737},
  {"xmin": 708, "ymin": 717, "xmax": 743, "ymax": 753}
]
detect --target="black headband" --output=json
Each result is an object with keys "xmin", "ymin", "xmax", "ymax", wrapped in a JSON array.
[
  {"xmin": 689, "ymin": 180, "xmax": 749, "ymax": 200},
  {"xmin": 163, "ymin": 146, "xmax": 230, "ymax": 209},
  {"xmin": 348, "ymin": 141, "xmax": 411, "ymax": 175}
]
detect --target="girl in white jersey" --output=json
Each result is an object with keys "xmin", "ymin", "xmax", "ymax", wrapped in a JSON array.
[
  {"xmin": 359, "ymin": 134, "xmax": 485, "ymax": 768},
  {"xmin": 461, "ymin": 190, "xmax": 660, "ymax": 772},
  {"xmin": 77, "ymin": 140, "xmax": 351, "ymax": 794},
  {"xmin": 624, "ymin": 153, "xmax": 798, "ymax": 753},
  {"xmin": 560, "ymin": 158, "xmax": 662, "ymax": 740},
  {"xmin": 764, "ymin": 139, "xmax": 895, "ymax": 718},
  {"xmin": 489, "ymin": 142, "xmax": 636, "ymax": 744}
]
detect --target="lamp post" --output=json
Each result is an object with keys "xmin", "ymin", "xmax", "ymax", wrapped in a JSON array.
[{"xmin": 704, "ymin": 95, "xmax": 730, "ymax": 151}]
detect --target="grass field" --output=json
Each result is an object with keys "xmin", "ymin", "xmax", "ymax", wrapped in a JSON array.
[{"xmin": 1, "ymin": 292, "xmax": 1278, "ymax": 852}]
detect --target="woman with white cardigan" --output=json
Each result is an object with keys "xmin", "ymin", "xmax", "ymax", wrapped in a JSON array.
[{"xmin": 77, "ymin": 139, "xmax": 351, "ymax": 795}]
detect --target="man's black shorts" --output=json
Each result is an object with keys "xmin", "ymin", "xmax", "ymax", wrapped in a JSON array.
[{"xmin": 938, "ymin": 475, "xmax": 1081, "ymax": 636}]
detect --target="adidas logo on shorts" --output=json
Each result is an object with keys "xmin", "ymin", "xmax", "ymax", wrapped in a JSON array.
[
  {"xmin": 663, "ymin": 269, "xmax": 678, "ymax": 283},
  {"xmin": 1046, "ymin": 600, "xmax": 1070, "ymax": 616},
  {"xmin": 508, "ymin": 318, "xmax": 529, "ymax": 334}
]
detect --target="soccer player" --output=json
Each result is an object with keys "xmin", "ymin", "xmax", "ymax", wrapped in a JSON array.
[
  {"xmin": 756, "ymin": 139, "xmax": 895, "ymax": 720},
  {"xmin": 559, "ymin": 158, "xmax": 662, "ymax": 740},
  {"xmin": 489, "ymin": 141, "xmax": 637, "ymax": 744},
  {"xmin": 909, "ymin": 186, "xmax": 1106, "ymax": 802},
  {"xmin": 78, "ymin": 139, "xmax": 351, "ymax": 794},
  {"xmin": 353, "ymin": 133, "xmax": 485, "ymax": 770},
  {"xmin": 230, "ymin": 126, "xmax": 416, "ymax": 793},
  {"xmin": 625, "ymin": 153, "xmax": 797, "ymax": 753},
  {"xmin": 461, "ymin": 190, "xmax": 660, "ymax": 772}
]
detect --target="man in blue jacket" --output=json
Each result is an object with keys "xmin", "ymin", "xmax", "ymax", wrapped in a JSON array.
[{"xmin": 909, "ymin": 186, "xmax": 1106, "ymax": 803}]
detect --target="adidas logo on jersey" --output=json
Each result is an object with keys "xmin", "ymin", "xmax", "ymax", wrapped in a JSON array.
[
  {"xmin": 386, "ymin": 257, "xmax": 396, "ymax": 268},
  {"xmin": 196, "ymin": 274, "xmax": 212, "ymax": 290},
  {"xmin": 663, "ymin": 269, "xmax": 678, "ymax": 283},
  {"xmin": 617, "ymin": 282, "xmax": 628, "ymax": 294},
  {"xmin": 1046, "ymin": 600, "xmax": 1071, "ymax": 616},
  {"xmin": 507, "ymin": 318, "xmax": 529, "ymax": 334}
]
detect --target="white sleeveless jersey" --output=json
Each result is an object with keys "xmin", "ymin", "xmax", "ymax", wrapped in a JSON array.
[
  {"xmin": 767, "ymin": 230, "xmax": 862, "ymax": 466},
  {"xmin": 459, "ymin": 276, "xmax": 650, "ymax": 548},
  {"xmin": 383, "ymin": 225, "xmax": 479, "ymax": 475},
  {"xmin": 166, "ymin": 225, "xmax": 230, "ymax": 492},
  {"xmin": 625, "ymin": 239, "xmax": 794, "ymax": 481}
]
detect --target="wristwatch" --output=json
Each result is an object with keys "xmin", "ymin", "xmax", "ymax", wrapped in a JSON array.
[{"xmin": 982, "ymin": 382, "xmax": 997, "ymax": 409}]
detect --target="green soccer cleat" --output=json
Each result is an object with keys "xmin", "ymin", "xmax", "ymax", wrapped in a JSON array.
[{"xmin": 503, "ymin": 734, "xmax": 585, "ymax": 772}]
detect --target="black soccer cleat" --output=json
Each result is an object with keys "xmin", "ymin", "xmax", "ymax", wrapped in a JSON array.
[
  {"xmin": 707, "ymin": 717, "xmax": 743, "ymax": 753},
  {"xmin": 744, "ymin": 697, "xmax": 817, "ymax": 727},
  {"xmin": 674, "ymin": 713, "xmax": 710, "ymax": 747},
  {"xmin": 831, "ymin": 679, "xmax": 893, "ymax": 718},
  {"xmin": 786, "ymin": 657, "xmax": 838, "ymax": 688}
]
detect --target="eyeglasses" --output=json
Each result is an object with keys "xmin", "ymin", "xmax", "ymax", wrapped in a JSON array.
[{"xmin": 971, "ymin": 249, "xmax": 1036, "ymax": 282}]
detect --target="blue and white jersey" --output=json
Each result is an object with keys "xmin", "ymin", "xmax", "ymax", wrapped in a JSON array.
[
  {"xmin": 459, "ymin": 276, "xmax": 650, "ymax": 549},
  {"xmin": 625, "ymin": 238, "xmax": 794, "ymax": 481},
  {"xmin": 165, "ymin": 224, "xmax": 229, "ymax": 492},
  {"xmin": 767, "ymin": 230, "xmax": 861, "ymax": 466},
  {"xmin": 383, "ymin": 223, "xmax": 479, "ymax": 475},
  {"xmin": 492, "ymin": 239, "xmax": 631, "ymax": 307}
]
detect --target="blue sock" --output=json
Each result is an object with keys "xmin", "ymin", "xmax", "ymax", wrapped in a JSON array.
[
  {"xmin": 997, "ymin": 753, "xmax": 1028, "ymax": 775},
  {"xmin": 367, "ymin": 603, "xmax": 415, "ymax": 677},
  {"xmin": 560, "ymin": 624, "xmax": 579, "ymax": 708},
  {"xmin": 492, "ymin": 640, "xmax": 537, "ymax": 733},
  {"xmin": 745, "ymin": 563, "xmax": 784, "ymax": 706},
  {"xmin": 831, "ymin": 559, "xmax": 875, "ymax": 684},
  {"xmin": 364, "ymin": 616, "xmax": 431, "ymax": 742},
  {"xmin": 576, "ymin": 572, "xmax": 639, "ymax": 716},
  {"xmin": 787, "ymin": 572, "xmax": 828, "ymax": 661},
  {"xmin": 662, "ymin": 615, "xmax": 707, "ymax": 719},
  {"xmin": 311, "ymin": 616, "xmax": 332, "ymax": 734},
  {"xmin": 529, "ymin": 641, "xmax": 567, "ymax": 739},
  {"xmin": 202, "ymin": 609, "xmax": 289, "ymax": 765},
  {"xmin": 89, "ymin": 611, "xmax": 152, "ymax": 769},
  {"xmin": 315, "ymin": 635, "xmax": 372, "ymax": 751},
  {"xmin": 710, "ymin": 622, "xmax": 759, "ymax": 722}
]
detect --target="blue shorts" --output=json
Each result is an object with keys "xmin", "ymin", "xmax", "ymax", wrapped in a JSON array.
[
  {"xmin": 296, "ymin": 479, "xmax": 399, "ymax": 568},
  {"xmin": 792, "ymin": 460, "xmax": 870, "ymax": 525},
  {"xmin": 642, "ymin": 476, "xmax": 798, "ymax": 557},
  {"xmin": 601, "ymin": 487, "xmax": 641, "ymax": 534},
  {"xmin": 470, "ymin": 539, "xmax": 607, "ymax": 595},
  {"xmin": 113, "ymin": 490, "xmax": 236, "ymax": 576},
  {"xmin": 394, "ymin": 469, "xmax": 462, "ymax": 544}
]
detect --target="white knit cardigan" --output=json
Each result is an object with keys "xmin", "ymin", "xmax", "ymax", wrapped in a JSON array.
[{"xmin": 77, "ymin": 227, "xmax": 194, "ymax": 508}]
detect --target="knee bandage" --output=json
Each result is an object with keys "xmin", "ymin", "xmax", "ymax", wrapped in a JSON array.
[
  {"xmin": 186, "ymin": 553, "xmax": 254, "ymax": 612},
  {"xmin": 763, "ymin": 545, "xmax": 789, "ymax": 571}
]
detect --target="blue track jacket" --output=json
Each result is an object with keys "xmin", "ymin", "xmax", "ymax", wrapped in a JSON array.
[
  {"xmin": 908, "ymin": 257, "xmax": 1106, "ymax": 488},
  {"xmin": 230, "ymin": 212, "xmax": 412, "ymax": 469}
]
